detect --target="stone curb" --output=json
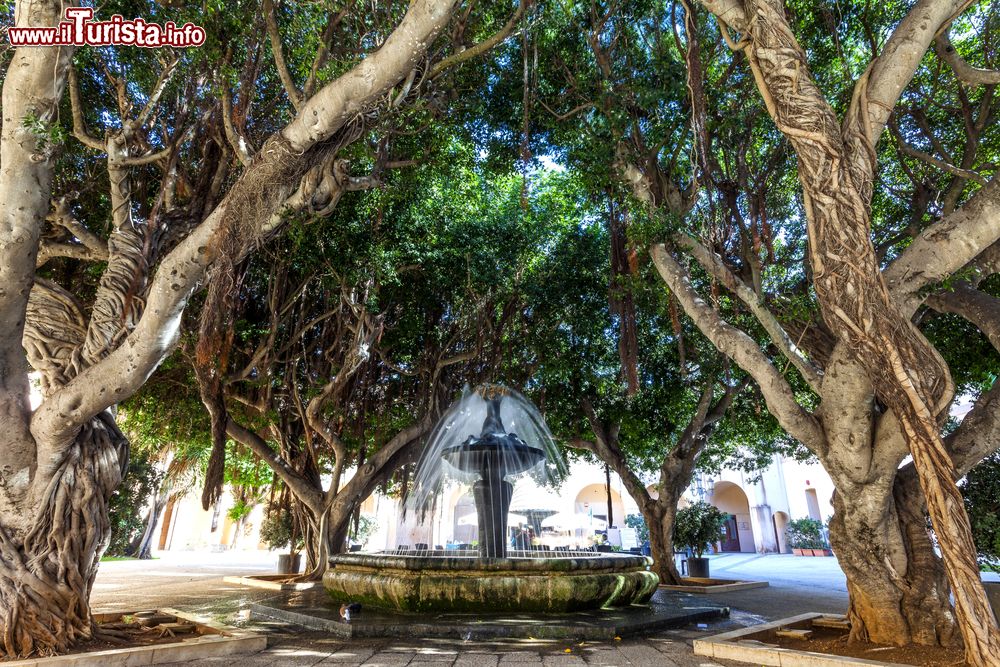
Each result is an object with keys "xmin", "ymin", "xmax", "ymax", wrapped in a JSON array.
[{"xmin": 693, "ymin": 612, "xmax": 911, "ymax": 666}]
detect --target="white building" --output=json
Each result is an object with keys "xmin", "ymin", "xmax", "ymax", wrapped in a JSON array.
[
  {"xmin": 149, "ymin": 453, "xmax": 836, "ymax": 556},
  {"xmin": 365, "ymin": 454, "xmax": 836, "ymax": 554}
]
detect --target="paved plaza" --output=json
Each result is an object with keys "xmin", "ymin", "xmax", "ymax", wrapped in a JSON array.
[{"xmin": 91, "ymin": 551, "xmax": 854, "ymax": 666}]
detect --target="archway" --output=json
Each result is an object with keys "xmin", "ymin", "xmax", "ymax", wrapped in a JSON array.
[
  {"xmin": 574, "ymin": 484, "xmax": 625, "ymax": 528},
  {"xmin": 772, "ymin": 510, "xmax": 790, "ymax": 553},
  {"xmin": 710, "ymin": 481, "xmax": 755, "ymax": 553}
]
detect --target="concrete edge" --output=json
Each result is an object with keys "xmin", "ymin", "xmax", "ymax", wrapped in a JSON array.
[
  {"xmin": 660, "ymin": 579, "xmax": 769, "ymax": 594},
  {"xmin": 222, "ymin": 575, "xmax": 322, "ymax": 591},
  {"xmin": 693, "ymin": 613, "xmax": 913, "ymax": 667},
  {"xmin": 2, "ymin": 609, "xmax": 267, "ymax": 667},
  {"xmin": 249, "ymin": 599, "xmax": 729, "ymax": 641}
]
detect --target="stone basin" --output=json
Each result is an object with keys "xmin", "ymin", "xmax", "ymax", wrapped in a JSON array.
[{"xmin": 324, "ymin": 551, "xmax": 659, "ymax": 613}]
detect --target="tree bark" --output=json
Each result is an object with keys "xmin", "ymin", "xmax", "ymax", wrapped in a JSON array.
[
  {"xmin": 642, "ymin": 495, "xmax": 683, "ymax": 585},
  {"xmin": 827, "ymin": 472, "xmax": 957, "ymax": 647},
  {"xmin": 0, "ymin": 414, "xmax": 126, "ymax": 657},
  {"xmin": 719, "ymin": 2, "xmax": 1000, "ymax": 661},
  {"xmin": 128, "ymin": 493, "xmax": 167, "ymax": 560}
]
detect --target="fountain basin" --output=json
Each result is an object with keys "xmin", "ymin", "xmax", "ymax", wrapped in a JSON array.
[{"xmin": 323, "ymin": 552, "xmax": 659, "ymax": 613}]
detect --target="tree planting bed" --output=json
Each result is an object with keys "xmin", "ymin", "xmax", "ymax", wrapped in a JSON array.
[
  {"xmin": 223, "ymin": 574, "xmax": 322, "ymax": 591},
  {"xmin": 694, "ymin": 613, "xmax": 967, "ymax": 667},
  {"xmin": 1, "ymin": 608, "xmax": 265, "ymax": 666}
]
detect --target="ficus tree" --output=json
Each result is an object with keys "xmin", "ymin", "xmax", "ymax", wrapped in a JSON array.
[
  {"xmin": 507, "ymin": 186, "xmax": 792, "ymax": 584},
  {"xmin": 648, "ymin": 2, "xmax": 1000, "ymax": 661},
  {"xmin": 524, "ymin": 0, "xmax": 1000, "ymax": 660},
  {"xmin": 202, "ymin": 144, "xmax": 562, "ymax": 576},
  {"xmin": 0, "ymin": 0, "xmax": 534, "ymax": 654}
]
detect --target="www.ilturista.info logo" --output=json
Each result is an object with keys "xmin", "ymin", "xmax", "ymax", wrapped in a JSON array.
[{"xmin": 6, "ymin": 7, "xmax": 205, "ymax": 48}]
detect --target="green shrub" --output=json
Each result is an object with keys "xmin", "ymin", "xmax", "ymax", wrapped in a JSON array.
[
  {"xmin": 673, "ymin": 501, "xmax": 728, "ymax": 558},
  {"xmin": 106, "ymin": 450, "xmax": 162, "ymax": 557},
  {"xmin": 259, "ymin": 504, "xmax": 303, "ymax": 552},
  {"xmin": 785, "ymin": 518, "xmax": 827, "ymax": 549}
]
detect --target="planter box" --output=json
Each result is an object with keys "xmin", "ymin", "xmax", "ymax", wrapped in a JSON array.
[
  {"xmin": 4, "ymin": 608, "xmax": 265, "ymax": 667},
  {"xmin": 694, "ymin": 613, "xmax": 908, "ymax": 666},
  {"xmin": 660, "ymin": 577, "xmax": 769, "ymax": 594},
  {"xmin": 688, "ymin": 556, "xmax": 711, "ymax": 578},
  {"xmin": 223, "ymin": 573, "xmax": 321, "ymax": 591}
]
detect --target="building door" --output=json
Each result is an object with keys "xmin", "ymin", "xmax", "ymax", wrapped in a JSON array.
[{"xmin": 719, "ymin": 514, "xmax": 741, "ymax": 552}]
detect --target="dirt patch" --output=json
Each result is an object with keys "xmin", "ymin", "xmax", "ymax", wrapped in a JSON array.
[
  {"xmin": 0, "ymin": 612, "xmax": 217, "ymax": 661},
  {"xmin": 774, "ymin": 625, "xmax": 967, "ymax": 667}
]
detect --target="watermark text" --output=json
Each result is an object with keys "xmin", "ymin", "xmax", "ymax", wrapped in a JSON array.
[{"xmin": 6, "ymin": 7, "xmax": 205, "ymax": 48}]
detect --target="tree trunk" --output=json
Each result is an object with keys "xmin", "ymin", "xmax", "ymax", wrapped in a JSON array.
[
  {"xmin": 129, "ymin": 493, "xmax": 167, "ymax": 560},
  {"xmin": 641, "ymin": 495, "xmax": 683, "ymax": 586},
  {"xmin": 828, "ymin": 477, "xmax": 958, "ymax": 648},
  {"xmin": 604, "ymin": 464, "xmax": 614, "ymax": 528},
  {"xmin": 0, "ymin": 413, "xmax": 127, "ymax": 657},
  {"xmin": 737, "ymin": 2, "xmax": 1000, "ymax": 661}
]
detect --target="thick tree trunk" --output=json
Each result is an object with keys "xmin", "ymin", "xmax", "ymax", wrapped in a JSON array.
[
  {"xmin": 736, "ymin": 2, "xmax": 1000, "ymax": 662},
  {"xmin": 828, "ymin": 477, "xmax": 957, "ymax": 648},
  {"xmin": 0, "ymin": 413, "xmax": 127, "ymax": 657},
  {"xmin": 644, "ymin": 502, "xmax": 682, "ymax": 585}
]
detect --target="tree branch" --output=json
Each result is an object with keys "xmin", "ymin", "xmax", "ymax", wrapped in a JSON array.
[
  {"xmin": 31, "ymin": 0, "xmax": 460, "ymax": 464},
  {"xmin": 226, "ymin": 417, "xmax": 323, "ymax": 509},
  {"xmin": 892, "ymin": 123, "xmax": 988, "ymax": 186},
  {"xmin": 936, "ymin": 30, "xmax": 1000, "ymax": 86},
  {"xmin": 68, "ymin": 68, "xmax": 105, "ymax": 151},
  {"xmin": 926, "ymin": 282, "xmax": 1000, "ymax": 352},
  {"xmin": 885, "ymin": 177, "xmax": 1000, "ymax": 314},
  {"xmin": 430, "ymin": 0, "xmax": 528, "ymax": 78},
  {"xmin": 651, "ymin": 244, "xmax": 826, "ymax": 454},
  {"xmin": 676, "ymin": 232, "xmax": 824, "ymax": 391},
  {"xmin": 263, "ymin": 0, "xmax": 304, "ymax": 112},
  {"xmin": 221, "ymin": 86, "xmax": 253, "ymax": 167},
  {"xmin": 860, "ymin": 0, "xmax": 974, "ymax": 142}
]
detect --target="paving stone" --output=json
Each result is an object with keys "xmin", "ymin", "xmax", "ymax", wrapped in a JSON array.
[
  {"xmin": 320, "ymin": 646, "xmax": 379, "ymax": 663},
  {"xmin": 540, "ymin": 655, "xmax": 586, "ymax": 666},
  {"xmin": 453, "ymin": 654, "xmax": 501, "ymax": 667},
  {"xmin": 361, "ymin": 651, "xmax": 416, "ymax": 666},
  {"xmin": 498, "ymin": 651, "xmax": 543, "ymax": 663},
  {"xmin": 614, "ymin": 643, "xmax": 668, "ymax": 665},
  {"xmin": 579, "ymin": 648, "xmax": 628, "ymax": 665}
]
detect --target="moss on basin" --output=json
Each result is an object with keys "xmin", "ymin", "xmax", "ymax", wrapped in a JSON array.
[{"xmin": 323, "ymin": 552, "xmax": 659, "ymax": 613}]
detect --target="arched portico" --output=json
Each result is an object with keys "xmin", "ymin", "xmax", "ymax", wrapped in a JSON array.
[
  {"xmin": 574, "ymin": 484, "xmax": 625, "ymax": 528},
  {"xmin": 710, "ymin": 481, "xmax": 755, "ymax": 553}
]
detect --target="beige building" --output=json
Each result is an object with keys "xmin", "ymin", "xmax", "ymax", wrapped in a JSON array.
[{"xmin": 148, "ymin": 453, "xmax": 836, "ymax": 556}]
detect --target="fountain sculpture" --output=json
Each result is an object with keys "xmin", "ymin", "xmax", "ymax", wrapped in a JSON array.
[{"xmin": 323, "ymin": 385, "xmax": 658, "ymax": 612}]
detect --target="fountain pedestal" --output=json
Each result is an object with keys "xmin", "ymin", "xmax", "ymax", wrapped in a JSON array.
[{"xmin": 472, "ymin": 478, "xmax": 513, "ymax": 558}]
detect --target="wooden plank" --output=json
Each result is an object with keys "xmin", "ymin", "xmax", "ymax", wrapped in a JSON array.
[{"xmin": 775, "ymin": 628, "xmax": 813, "ymax": 639}]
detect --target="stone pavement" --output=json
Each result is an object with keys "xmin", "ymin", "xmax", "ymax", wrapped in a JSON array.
[
  {"xmin": 155, "ymin": 627, "xmax": 739, "ymax": 667},
  {"xmin": 92, "ymin": 550, "xmax": 853, "ymax": 667}
]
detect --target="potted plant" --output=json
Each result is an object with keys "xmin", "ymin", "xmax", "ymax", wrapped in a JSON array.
[
  {"xmin": 259, "ymin": 503, "xmax": 303, "ymax": 573},
  {"xmin": 785, "ymin": 518, "xmax": 829, "ymax": 556},
  {"xmin": 673, "ymin": 501, "xmax": 728, "ymax": 578}
]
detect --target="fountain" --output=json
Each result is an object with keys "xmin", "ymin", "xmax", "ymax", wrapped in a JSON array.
[
  {"xmin": 441, "ymin": 391, "xmax": 545, "ymax": 559},
  {"xmin": 323, "ymin": 385, "xmax": 659, "ymax": 613},
  {"xmin": 323, "ymin": 385, "xmax": 658, "ymax": 613}
]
